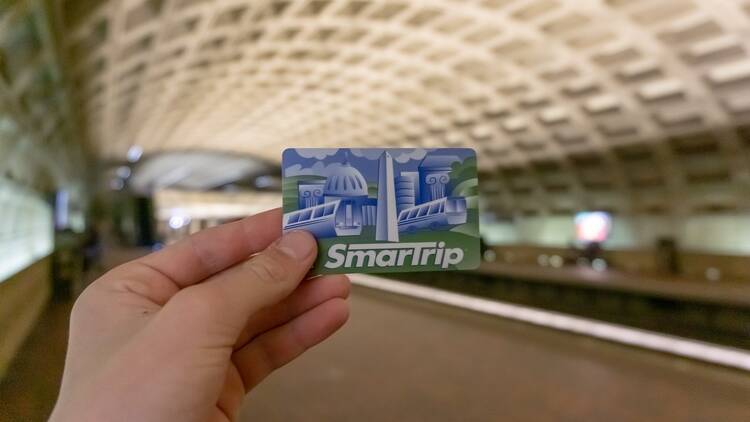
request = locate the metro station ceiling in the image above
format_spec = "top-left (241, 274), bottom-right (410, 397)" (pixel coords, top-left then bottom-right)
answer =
top-left (0, 0), bottom-right (86, 190)
top-left (56, 0), bottom-right (750, 214)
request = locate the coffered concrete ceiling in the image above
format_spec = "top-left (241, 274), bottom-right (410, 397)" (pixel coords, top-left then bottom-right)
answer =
top-left (53, 0), bottom-right (750, 214)
top-left (0, 0), bottom-right (85, 190)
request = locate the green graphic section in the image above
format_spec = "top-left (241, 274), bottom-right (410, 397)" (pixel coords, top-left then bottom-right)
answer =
top-left (450, 156), bottom-right (479, 210)
top-left (309, 208), bottom-right (480, 275)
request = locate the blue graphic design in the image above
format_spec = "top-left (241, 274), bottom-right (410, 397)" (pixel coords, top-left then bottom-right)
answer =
top-left (282, 148), bottom-right (474, 241)
top-left (297, 181), bottom-right (325, 209)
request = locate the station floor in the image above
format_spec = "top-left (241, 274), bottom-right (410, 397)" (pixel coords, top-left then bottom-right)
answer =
top-left (2, 258), bottom-right (750, 421)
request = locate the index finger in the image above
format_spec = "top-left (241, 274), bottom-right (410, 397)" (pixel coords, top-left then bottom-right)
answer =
top-left (135, 207), bottom-right (283, 288)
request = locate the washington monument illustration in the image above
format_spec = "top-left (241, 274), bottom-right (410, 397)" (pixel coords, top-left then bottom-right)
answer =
top-left (375, 151), bottom-right (399, 242)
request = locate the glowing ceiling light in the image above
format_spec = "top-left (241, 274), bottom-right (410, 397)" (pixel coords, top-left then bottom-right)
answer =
top-left (254, 175), bottom-right (274, 188)
top-left (109, 178), bottom-right (125, 191)
top-left (169, 215), bottom-right (189, 230)
top-left (127, 145), bottom-right (143, 163)
top-left (115, 166), bottom-right (132, 179)
top-left (592, 258), bottom-right (608, 272)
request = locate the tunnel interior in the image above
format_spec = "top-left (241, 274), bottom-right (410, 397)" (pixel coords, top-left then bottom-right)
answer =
top-left (1, 1), bottom-right (750, 421)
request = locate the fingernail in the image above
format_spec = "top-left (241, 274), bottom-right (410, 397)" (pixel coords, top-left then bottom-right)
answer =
top-left (277, 231), bottom-right (316, 259)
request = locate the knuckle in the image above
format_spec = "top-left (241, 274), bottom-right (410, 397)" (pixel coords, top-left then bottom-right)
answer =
top-left (186, 236), bottom-right (224, 274)
top-left (246, 252), bottom-right (290, 282)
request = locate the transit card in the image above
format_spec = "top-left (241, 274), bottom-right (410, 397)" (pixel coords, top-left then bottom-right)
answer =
top-left (282, 148), bottom-right (480, 275)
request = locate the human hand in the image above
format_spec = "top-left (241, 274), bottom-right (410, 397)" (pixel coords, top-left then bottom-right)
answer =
top-left (50, 208), bottom-right (350, 422)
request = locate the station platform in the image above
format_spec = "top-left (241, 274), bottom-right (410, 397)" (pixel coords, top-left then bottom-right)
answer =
top-left (476, 262), bottom-right (750, 307)
top-left (1, 256), bottom-right (749, 421)
top-left (387, 263), bottom-right (750, 350)
top-left (241, 284), bottom-right (750, 421)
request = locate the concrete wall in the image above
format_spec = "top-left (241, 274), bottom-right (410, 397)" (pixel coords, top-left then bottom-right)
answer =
top-left (482, 214), bottom-right (750, 255)
top-left (0, 257), bottom-right (52, 380)
top-left (489, 244), bottom-right (750, 283)
top-left (481, 213), bottom-right (750, 282)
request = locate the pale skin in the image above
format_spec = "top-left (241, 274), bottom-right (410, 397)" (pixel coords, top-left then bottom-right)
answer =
top-left (50, 208), bottom-right (350, 422)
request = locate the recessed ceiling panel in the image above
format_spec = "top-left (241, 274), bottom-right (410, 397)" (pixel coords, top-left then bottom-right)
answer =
top-left (57, 0), bottom-right (750, 213)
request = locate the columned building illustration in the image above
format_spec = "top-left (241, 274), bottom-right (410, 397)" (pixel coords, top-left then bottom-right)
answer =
top-left (297, 181), bottom-right (325, 209)
top-left (418, 155), bottom-right (460, 203)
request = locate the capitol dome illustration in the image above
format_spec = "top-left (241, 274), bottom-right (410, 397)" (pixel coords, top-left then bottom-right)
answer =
top-left (324, 163), bottom-right (368, 198)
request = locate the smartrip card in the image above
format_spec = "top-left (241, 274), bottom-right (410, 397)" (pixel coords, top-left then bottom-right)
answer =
top-left (282, 148), bottom-right (480, 275)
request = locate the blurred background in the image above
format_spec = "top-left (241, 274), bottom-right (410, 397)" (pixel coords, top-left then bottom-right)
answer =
top-left (1, 0), bottom-right (750, 420)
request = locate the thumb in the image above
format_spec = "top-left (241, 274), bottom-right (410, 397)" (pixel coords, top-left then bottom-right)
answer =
top-left (157, 230), bottom-right (318, 344)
